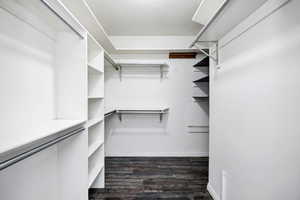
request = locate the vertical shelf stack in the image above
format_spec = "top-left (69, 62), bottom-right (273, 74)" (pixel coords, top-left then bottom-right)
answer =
top-left (192, 56), bottom-right (209, 101)
top-left (0, 0), bottom-right (88, 199)
top-left (87, 34), bottom-right (105, 189)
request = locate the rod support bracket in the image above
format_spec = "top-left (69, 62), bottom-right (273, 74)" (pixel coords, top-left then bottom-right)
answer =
top-left (195, 41), bottom-right (219, 65)
top-left (118, 65), bottom-right (122, 81)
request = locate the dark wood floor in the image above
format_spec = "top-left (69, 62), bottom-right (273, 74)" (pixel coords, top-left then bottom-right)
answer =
top-left (89, 157), bottom-right (213, 200)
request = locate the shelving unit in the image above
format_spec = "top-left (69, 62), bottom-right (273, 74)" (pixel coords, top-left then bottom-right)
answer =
top-left (116, 61), bottom-right (169, 81)
top-left (87, 34), bottom-right (105, 189)
top-left (0, 0), bottom-right (88, 199)
top-left (193, 56), bottom-right (210, 102)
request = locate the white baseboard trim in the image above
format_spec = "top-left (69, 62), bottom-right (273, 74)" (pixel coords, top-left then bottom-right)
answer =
top-left (207, 183), bottom-right (221, 200)
top-left (106, 152), bottom-right (209, 157)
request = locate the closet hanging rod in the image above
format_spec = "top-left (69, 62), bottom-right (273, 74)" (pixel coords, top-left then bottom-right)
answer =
top-left (116, 108), bottom-right (169, 122)
top-left (0, 127), bottom-right (85, 171)
top-left (40, 0), bottom-right (84, 39)
top-left (104, 52), bottom-right (119, 70)
top-left (189, 0), bottom-right (229, 48)
top-left (104, 110), bottom-right (116, 118)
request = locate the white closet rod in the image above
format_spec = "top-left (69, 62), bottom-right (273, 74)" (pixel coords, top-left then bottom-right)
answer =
top-left (104, 52), bottom-right (119, 70)
top-left (40, 0), bottom-right (84, 39)
top-left (116, 109), bottom-right (169, 122)
top-left (0, 127), bottom-right (85, 171)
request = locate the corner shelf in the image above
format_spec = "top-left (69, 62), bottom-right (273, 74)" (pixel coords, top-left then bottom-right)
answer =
top-left (194, 76), bottom-right (209, 83)
top-left (194, 56), bottom-right (209, 68)
top-left (193, 96), bottom-right (209, 102)
top-left (88, 140), bottom-right (104, 158)
top-left (88, 164), bottom-right (104, 188)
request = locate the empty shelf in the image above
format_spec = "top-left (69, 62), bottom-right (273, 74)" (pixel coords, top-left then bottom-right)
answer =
top-left (88, 64), bottom-right (103, 74)
top-left (117, 61), bottom-right (169, 67)
top-left (87, 117), bottom-right (103, 128)
top-left (88, 164), bottom-right (104, 188)
top-left (88, 96), bottom-right (104, 99)
top-left (194, 57), bottom-right (210, 67)
top-left (116, 107), bottom-right (169, 113)
top-left (194, 76), bottom-right (209, 83)
top-left (193, 96), bottom-right (209, 102)
top-left (115, 107), bottom-right (169, 122)
top-left (88, 141), bottom-right (104, 158)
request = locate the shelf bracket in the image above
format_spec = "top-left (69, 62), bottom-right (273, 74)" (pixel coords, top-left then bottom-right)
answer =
top-left (195, 41), bottom-right (219, 65)
top-left (118, 113), bottom-right (122, 122)
top-left (159, 113), bottom-right (163, 122)
top-left (160, 65), bottom-right (163, 80)
top-left (119, 65), bottom-right (122, 81)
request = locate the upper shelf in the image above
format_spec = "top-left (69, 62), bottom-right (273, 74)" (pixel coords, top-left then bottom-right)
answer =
top-left (194, 57), bottom-right (210, 68)
top-left (115, 61), bottom-right (169, 81)
top-left (116, 61), bottom-right (169, 68)
top-left (190, 0), bottom-right (268, 45)
top-left (194, 76), bottom-right (209, 83)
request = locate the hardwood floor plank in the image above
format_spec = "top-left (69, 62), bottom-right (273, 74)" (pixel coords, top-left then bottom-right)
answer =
top-left (89, 157), bottom-right (212, 200)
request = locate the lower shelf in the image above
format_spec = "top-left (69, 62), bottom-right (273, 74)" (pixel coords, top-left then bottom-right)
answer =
top-left (193, 96), bottom-right (209, 102)
top-left (88, 141), bottom-right (104, 158)
top-left (88, 164), bottom-right (104, 188)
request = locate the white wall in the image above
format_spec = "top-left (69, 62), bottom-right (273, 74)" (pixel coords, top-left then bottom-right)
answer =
top-left (104, 54), bottom-right (209, 156)
top-left (209, 0), bottom-right (300, 199)
top-left (109, 36), bottom-right (195, 50)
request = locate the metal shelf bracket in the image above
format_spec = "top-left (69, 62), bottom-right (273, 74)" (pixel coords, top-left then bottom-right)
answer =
top-left (116, 109), bottom-right (169, 123)
top-left (195, 41), bottom-right (219, 65)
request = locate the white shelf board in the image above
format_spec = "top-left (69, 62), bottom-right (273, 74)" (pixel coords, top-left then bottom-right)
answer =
top-left (87, 117), bottom-right (104, 128)
top-left (88, 164), bottom-right (104, 188)
top-left (105, 107), bottom-right (116, 115)
top-left (88, 140), bottom-right (104, 158)
top-left (0, 119), bottom-right (85, 158)
top-left (88, 96), bottom-right (104, 99)
top-left (116, 106), bottom-right (169, 111)
top-left (116, 61), bottom-right (169, 67)
top-left (88, 64), bottom-right (103, 74)
top-left (194, 0), bottom-right (268, 42)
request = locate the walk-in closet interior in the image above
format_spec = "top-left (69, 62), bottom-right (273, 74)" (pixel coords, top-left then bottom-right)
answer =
top-left (0, 0), bottom-right (299, 199)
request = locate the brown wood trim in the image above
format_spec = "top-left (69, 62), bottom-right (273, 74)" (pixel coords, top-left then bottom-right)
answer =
top-left (169, 52), bottom-right (197, 59)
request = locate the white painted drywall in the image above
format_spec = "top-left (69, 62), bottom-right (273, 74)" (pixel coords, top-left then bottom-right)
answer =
top-left (104, 54), bottom-right (209, 156)
top-left (209, 0), bottom-right (300, 199)
top-left (109, 36), bottom-right (196, 50)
